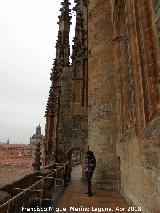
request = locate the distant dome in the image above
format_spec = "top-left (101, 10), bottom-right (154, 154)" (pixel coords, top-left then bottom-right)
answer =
top-left (32, 133), bottom-right (43, 140)
top-left (31, 124), bottom-right (43, 140)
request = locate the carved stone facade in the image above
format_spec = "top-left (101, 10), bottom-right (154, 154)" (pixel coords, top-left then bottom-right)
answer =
top-left (111, 1), bottom-right (160, 212)
top-left (45, 0), bottom-right (88, 166)
top-left (45, 0), bottom-right (160, 212)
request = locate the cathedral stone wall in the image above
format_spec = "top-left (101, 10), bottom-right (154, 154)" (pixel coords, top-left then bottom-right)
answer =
top-left (45, 0), bottom-right (160, 212)
top-left (88, 0), bottom-right (160, 212)
top-left (117, 133), bottom-right (160, 213)
top-left (112, 0), bottom-right (160, 212)
top-left (88, 0), bottom-right (118, 191)
top-left (45, 0), bottom-right (88, 165)
top-left (57, 66), bottom-right (87, 161)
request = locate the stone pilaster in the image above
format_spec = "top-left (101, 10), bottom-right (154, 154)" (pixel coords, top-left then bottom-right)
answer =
top-left (88, 0), bottom-right (118, 191)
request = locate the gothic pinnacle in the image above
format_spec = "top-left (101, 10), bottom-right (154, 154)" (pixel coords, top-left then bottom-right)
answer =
top-left (58, 0), bottom-right (71, 25)
top-left (55, 0), bottom-right (71, 67)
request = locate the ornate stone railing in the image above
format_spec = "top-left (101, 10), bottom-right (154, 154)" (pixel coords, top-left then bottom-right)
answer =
top-left (0, 161), bottom-right (70, 213)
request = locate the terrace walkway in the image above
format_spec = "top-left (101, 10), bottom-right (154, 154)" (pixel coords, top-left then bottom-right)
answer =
top-left (0, 163), bottom-right (142, 213)
top-left (56, 165), bottom-right (132, 213)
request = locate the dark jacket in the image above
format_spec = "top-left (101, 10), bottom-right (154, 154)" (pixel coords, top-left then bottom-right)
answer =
top-left (85, 157), bottom-right (96, 173)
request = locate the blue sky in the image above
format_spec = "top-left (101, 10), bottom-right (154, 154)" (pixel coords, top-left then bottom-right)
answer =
top-left (0, 0), bottom-right (75, 143)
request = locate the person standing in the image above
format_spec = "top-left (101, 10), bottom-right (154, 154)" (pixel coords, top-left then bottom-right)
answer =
top-left (84, 150), bottom-right (96, 197)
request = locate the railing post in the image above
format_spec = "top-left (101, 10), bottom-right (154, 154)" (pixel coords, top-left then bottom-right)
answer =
top-left (40, 179), bottom-right (45, 208)
top-left (63, 163), bottom-right (67, 186)
top-left (54, 170), bottom-right (57, 198)
top-left (63, 161), bottom-right (70, 185)
top-left (68, 161), bottom-right (71, 182)
top-left (7, 202), bottom-right (11, 213)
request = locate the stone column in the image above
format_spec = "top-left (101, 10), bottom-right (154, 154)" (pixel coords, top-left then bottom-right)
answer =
top-left (88, 0), bottom-right (118, 191)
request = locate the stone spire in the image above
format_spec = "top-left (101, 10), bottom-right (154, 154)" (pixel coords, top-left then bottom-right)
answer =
top-left (56, 0), bottom-right (72, 67)
top-left (71, 0), bottom-right (88, 106)
top-left (72, 0), bottom-right (88, 64)
top-left (45, 0), bottom-right (72, 116)
top-left (45, 59), bottom-right (61, 116)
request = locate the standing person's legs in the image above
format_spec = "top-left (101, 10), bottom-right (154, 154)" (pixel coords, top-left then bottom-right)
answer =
top-left (88, 173), bottom-right (93, 196)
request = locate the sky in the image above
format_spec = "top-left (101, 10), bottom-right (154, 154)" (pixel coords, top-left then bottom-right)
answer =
top-left (0, 0), bottom-right (75, 144)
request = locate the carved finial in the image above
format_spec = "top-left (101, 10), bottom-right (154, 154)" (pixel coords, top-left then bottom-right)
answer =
top-left (58, 0), bottom-right (72, 25)
top-left (32, 142), bottom-right (42, 172)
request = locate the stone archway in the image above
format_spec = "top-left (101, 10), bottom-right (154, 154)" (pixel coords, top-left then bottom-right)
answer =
top-left (66, 144), bottom-right (88, 180)
top-left (67, 146), bottom-right (82, 164)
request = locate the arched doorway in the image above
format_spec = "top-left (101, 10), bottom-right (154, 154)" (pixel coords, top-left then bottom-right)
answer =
top-left (66, 145), bottom-right (88, 180)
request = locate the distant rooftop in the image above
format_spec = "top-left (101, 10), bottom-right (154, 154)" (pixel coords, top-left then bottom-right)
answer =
top-left (0, 144), bottom-right (30, 148)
